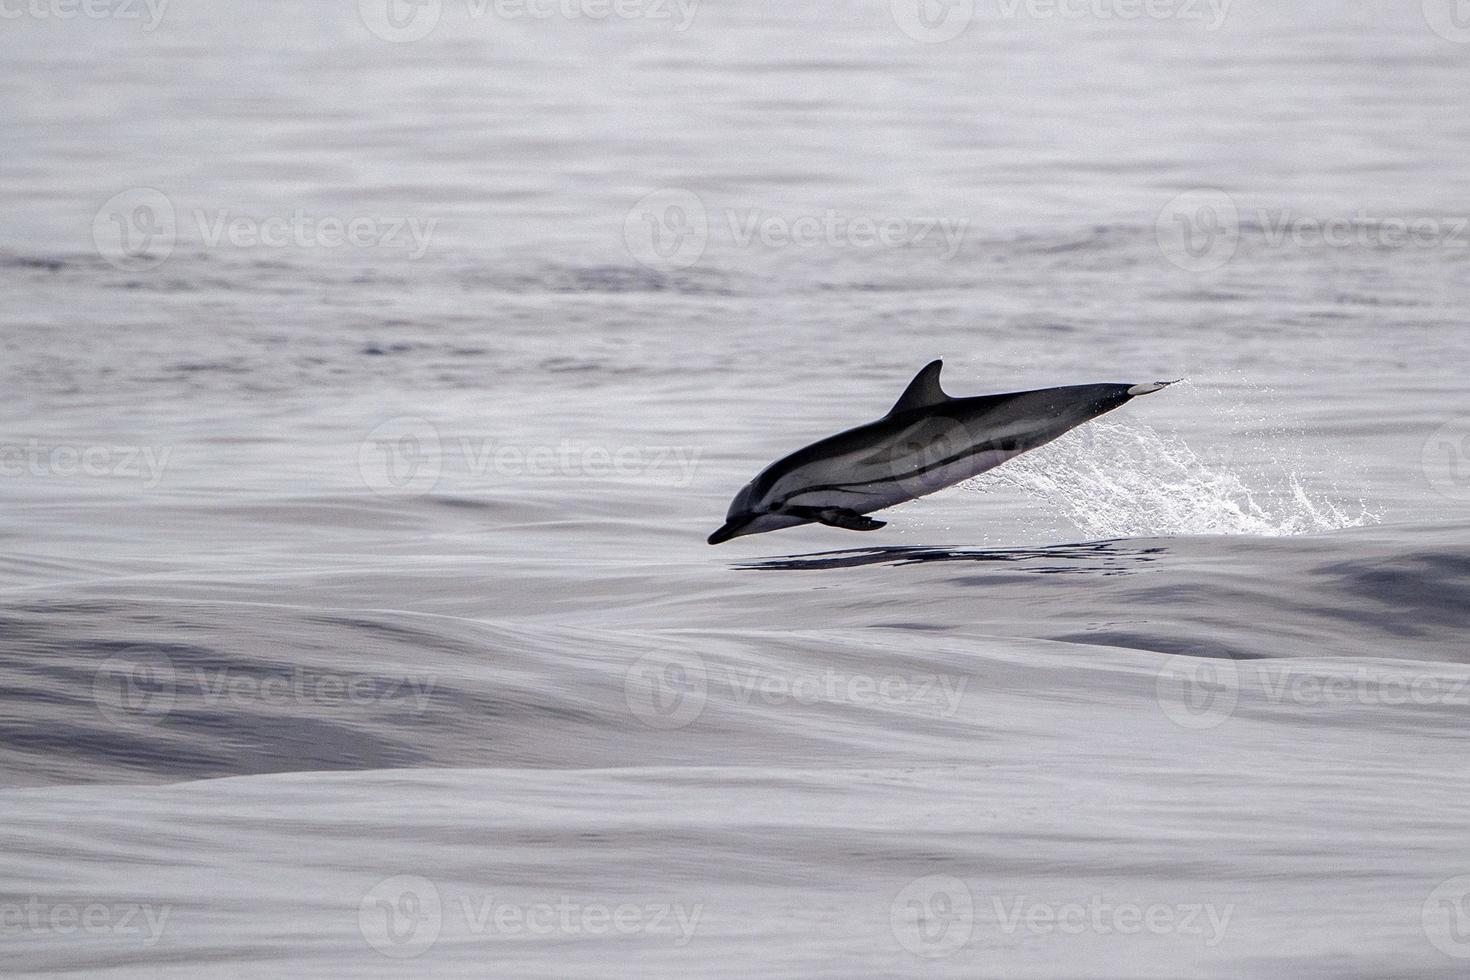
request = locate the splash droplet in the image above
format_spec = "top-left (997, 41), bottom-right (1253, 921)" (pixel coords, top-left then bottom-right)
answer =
top-left (963, 419), bottom-right (1377, 539)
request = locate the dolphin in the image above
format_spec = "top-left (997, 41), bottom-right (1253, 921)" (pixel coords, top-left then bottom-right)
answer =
top-left (707, 360), bottom-right (1177, 544)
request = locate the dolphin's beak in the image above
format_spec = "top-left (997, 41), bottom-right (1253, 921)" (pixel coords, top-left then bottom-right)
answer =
top-left (707, 517), bottom-right (751, 545)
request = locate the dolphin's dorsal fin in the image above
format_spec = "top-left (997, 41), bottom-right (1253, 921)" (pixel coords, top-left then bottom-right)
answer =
top-left (888, 359), bottom-right (949, 415)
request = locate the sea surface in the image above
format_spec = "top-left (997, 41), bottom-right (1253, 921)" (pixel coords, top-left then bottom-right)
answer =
top-left (3, 0), bottom-right (1470, 975)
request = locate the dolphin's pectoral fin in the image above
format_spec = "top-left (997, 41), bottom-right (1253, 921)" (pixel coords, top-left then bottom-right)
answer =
top-left (819, 509), bottom-right (886, 531)
top-left (783, 506), bottom-right (887, 532)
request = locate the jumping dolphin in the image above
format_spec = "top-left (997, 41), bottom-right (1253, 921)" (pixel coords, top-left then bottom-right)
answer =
top-left (707, 360), bottom-right (1177, 544)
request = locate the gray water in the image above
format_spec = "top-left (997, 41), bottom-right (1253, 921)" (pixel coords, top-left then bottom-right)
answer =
top-left (4, 0), bottom-right (1470, 975)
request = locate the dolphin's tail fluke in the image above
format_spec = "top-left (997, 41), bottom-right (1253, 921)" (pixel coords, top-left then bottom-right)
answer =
top-left (1126, 379), bottom-right (1183, 396)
